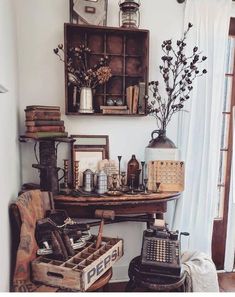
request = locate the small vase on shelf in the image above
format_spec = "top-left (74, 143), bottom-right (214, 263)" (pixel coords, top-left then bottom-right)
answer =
top-left (79, 87), bottom-right (94, 114)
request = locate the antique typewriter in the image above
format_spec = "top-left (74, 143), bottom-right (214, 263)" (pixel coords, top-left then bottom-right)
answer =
top-left (140, 219), bottom-right (182, 278)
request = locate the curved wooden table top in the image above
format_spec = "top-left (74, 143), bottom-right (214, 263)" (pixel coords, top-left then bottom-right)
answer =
top-left (54, 191), bottom-right (181, 207)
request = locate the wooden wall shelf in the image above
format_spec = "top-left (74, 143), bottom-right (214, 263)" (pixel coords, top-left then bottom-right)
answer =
top-left (64, 23), bottom-right (149, 116)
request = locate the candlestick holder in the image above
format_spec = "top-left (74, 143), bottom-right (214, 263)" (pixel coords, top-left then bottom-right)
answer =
top-left (156, 182), bottom-right (161, 193)
top-left (59, 159), bottom-right (71, 195)
top-left (107, 173), bottom-right (122, 196)
top-left (136, 168), bottom-right (142, 191)
top-left (63, 159), bottom-right (69, 189)
top-left (120, 171), bottom-right (129, 192)
top-left (73, 160), bottom-right (80, 190)
top-left (112, 173), bottom-right (118, 191)
top-left (143, 178), bottom-right (148, 194)
top-left (117, 155), bottom-right (122, 177)
top-left (140, 161), bottom-right (145, 190)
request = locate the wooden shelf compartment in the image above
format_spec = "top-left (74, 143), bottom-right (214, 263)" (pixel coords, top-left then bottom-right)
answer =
top-left (64, 23), bottom-right (149, 116)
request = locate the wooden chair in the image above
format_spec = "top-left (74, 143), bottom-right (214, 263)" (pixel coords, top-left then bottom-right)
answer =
top-left (9, 190), bottom-right (112, 292)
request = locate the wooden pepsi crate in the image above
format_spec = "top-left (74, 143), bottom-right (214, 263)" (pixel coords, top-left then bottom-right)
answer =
top-left (31, 236), bottom-right (123, 291)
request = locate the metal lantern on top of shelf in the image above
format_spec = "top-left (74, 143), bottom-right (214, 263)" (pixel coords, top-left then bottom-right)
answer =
top-left (119, 0), bottom-right (140, 28)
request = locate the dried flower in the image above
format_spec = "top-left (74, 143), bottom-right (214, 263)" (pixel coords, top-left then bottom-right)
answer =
top-left (53, 43), bottom-right (112, 90)
top-left (147, 23), bottom-right (207, 131)
top-left (95, 67), bottom-right (112, 85)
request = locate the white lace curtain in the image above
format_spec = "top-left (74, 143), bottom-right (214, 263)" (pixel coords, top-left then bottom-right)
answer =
top-left (172, 0), bottom-right (231, 256)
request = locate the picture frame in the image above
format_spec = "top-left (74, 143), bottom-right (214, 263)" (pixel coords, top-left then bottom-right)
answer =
top-left (72, 146), bottom-right (106, 186)
top-left (69, 0), bottom-right (108, 26)
top-left (71, 134), bottom-right (109, 159)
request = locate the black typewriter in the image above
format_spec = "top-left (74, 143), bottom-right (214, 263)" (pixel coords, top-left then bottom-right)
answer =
top-left (140, 220), bottom-right (181, 278)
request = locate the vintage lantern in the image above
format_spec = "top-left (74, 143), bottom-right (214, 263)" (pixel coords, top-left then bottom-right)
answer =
top-left (119, 0), bottom-right (140, 28)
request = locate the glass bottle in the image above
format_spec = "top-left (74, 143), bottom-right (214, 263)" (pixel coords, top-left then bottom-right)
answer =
top-left (127, 154), bottom-right (140, 188)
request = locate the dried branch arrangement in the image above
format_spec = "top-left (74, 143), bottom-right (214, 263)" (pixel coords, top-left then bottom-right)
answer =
top-left (148, 23), bottom-right (207, 131)
top-left (54, 44), bottom-right (112, 90)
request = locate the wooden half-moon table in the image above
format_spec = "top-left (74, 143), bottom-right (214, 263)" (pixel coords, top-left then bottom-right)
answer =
top-left (53, 192), bottom-right (181, 224)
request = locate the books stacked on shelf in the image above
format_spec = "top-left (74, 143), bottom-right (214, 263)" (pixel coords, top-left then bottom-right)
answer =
top-left (126, 85), bottom-right (140, 114)
top-left (24, 105), bottom-right (68, 139)
top-left (100, 105), bottom-right (130, 115)
top-left (125, 82), bottom-right (146, 115)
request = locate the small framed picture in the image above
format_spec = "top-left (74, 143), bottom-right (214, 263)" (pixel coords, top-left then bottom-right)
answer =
top-left (71, 134), bottom-right (109, 158)
top-left (72, 146), bottom-right (105, 185)
top-left (70, 0), bottom-right (108, 26)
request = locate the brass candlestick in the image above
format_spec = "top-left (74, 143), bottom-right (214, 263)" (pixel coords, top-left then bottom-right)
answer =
top-left (63, 159), bottom-right (69, 189)
top-left (73, 160), bottom-right (79, 190)
top-left (112, 173), bottom-right (118, 191)
top-left (121, 171), bottom-right (126, 191)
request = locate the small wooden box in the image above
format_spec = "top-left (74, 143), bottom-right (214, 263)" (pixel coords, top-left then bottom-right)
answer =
top-left (147, 160), bottom-right (185, 192)
top-left (31, 236), bottom-right (123, 291)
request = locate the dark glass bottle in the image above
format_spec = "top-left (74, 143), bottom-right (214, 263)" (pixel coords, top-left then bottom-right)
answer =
top-left (127, 154), bottom-right (140, 188)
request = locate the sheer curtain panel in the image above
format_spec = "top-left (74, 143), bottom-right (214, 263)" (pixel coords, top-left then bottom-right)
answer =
top-left (173, 0), bottom-right (231, 256)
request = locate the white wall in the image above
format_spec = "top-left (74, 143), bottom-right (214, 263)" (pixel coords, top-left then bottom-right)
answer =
top-left (14, 0), bottom-right (185, 282)
top-left (231, 2), bottom-right (235, 16)
top-left (0, 0), bottom-right (20, 292)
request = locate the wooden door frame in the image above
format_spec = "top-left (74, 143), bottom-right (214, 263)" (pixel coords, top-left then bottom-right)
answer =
top-left (212, 18), bottom-right (235, 269)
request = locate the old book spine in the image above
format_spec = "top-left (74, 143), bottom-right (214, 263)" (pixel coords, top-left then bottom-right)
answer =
top-left (25, 120), bottom-right (64, 127)
top-left (25, 111), bottom-right (61, 121)
top-left (132, 85), bottom-right (139, 114)
top-left (25, 105), bottom-right (60, 111)
top-left (26, 126), bottom-right (65, 133)
top-left (25, 131), bottom-right (68, 139)
top-left (126, 86), bottom-right (134, 114)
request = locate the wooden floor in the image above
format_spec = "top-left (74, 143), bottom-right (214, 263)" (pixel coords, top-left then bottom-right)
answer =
top-left (218, 272), bottom-right (235, 292)
top-left (108, 273), bottom-right (235, 292)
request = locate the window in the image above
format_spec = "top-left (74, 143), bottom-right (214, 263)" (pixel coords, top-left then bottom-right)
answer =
top-left (212, 17), bottom-right (235, 269)
top-left (216, 36), bottom-right (235, 218)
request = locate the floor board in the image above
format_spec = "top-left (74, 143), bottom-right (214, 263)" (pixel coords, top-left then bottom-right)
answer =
top-left (218, 272), bottom-right (235, 292)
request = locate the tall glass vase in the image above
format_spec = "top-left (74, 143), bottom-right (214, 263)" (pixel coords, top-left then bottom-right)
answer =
top-left (79, 87), bottom-right (94, 114)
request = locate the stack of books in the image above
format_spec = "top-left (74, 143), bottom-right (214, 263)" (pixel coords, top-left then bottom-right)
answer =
top-left (24, 105), bottom-right (68, 138)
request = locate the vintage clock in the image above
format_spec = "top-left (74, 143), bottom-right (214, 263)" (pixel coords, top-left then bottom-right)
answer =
top-left (70, 0), bottom-right (108, 26)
